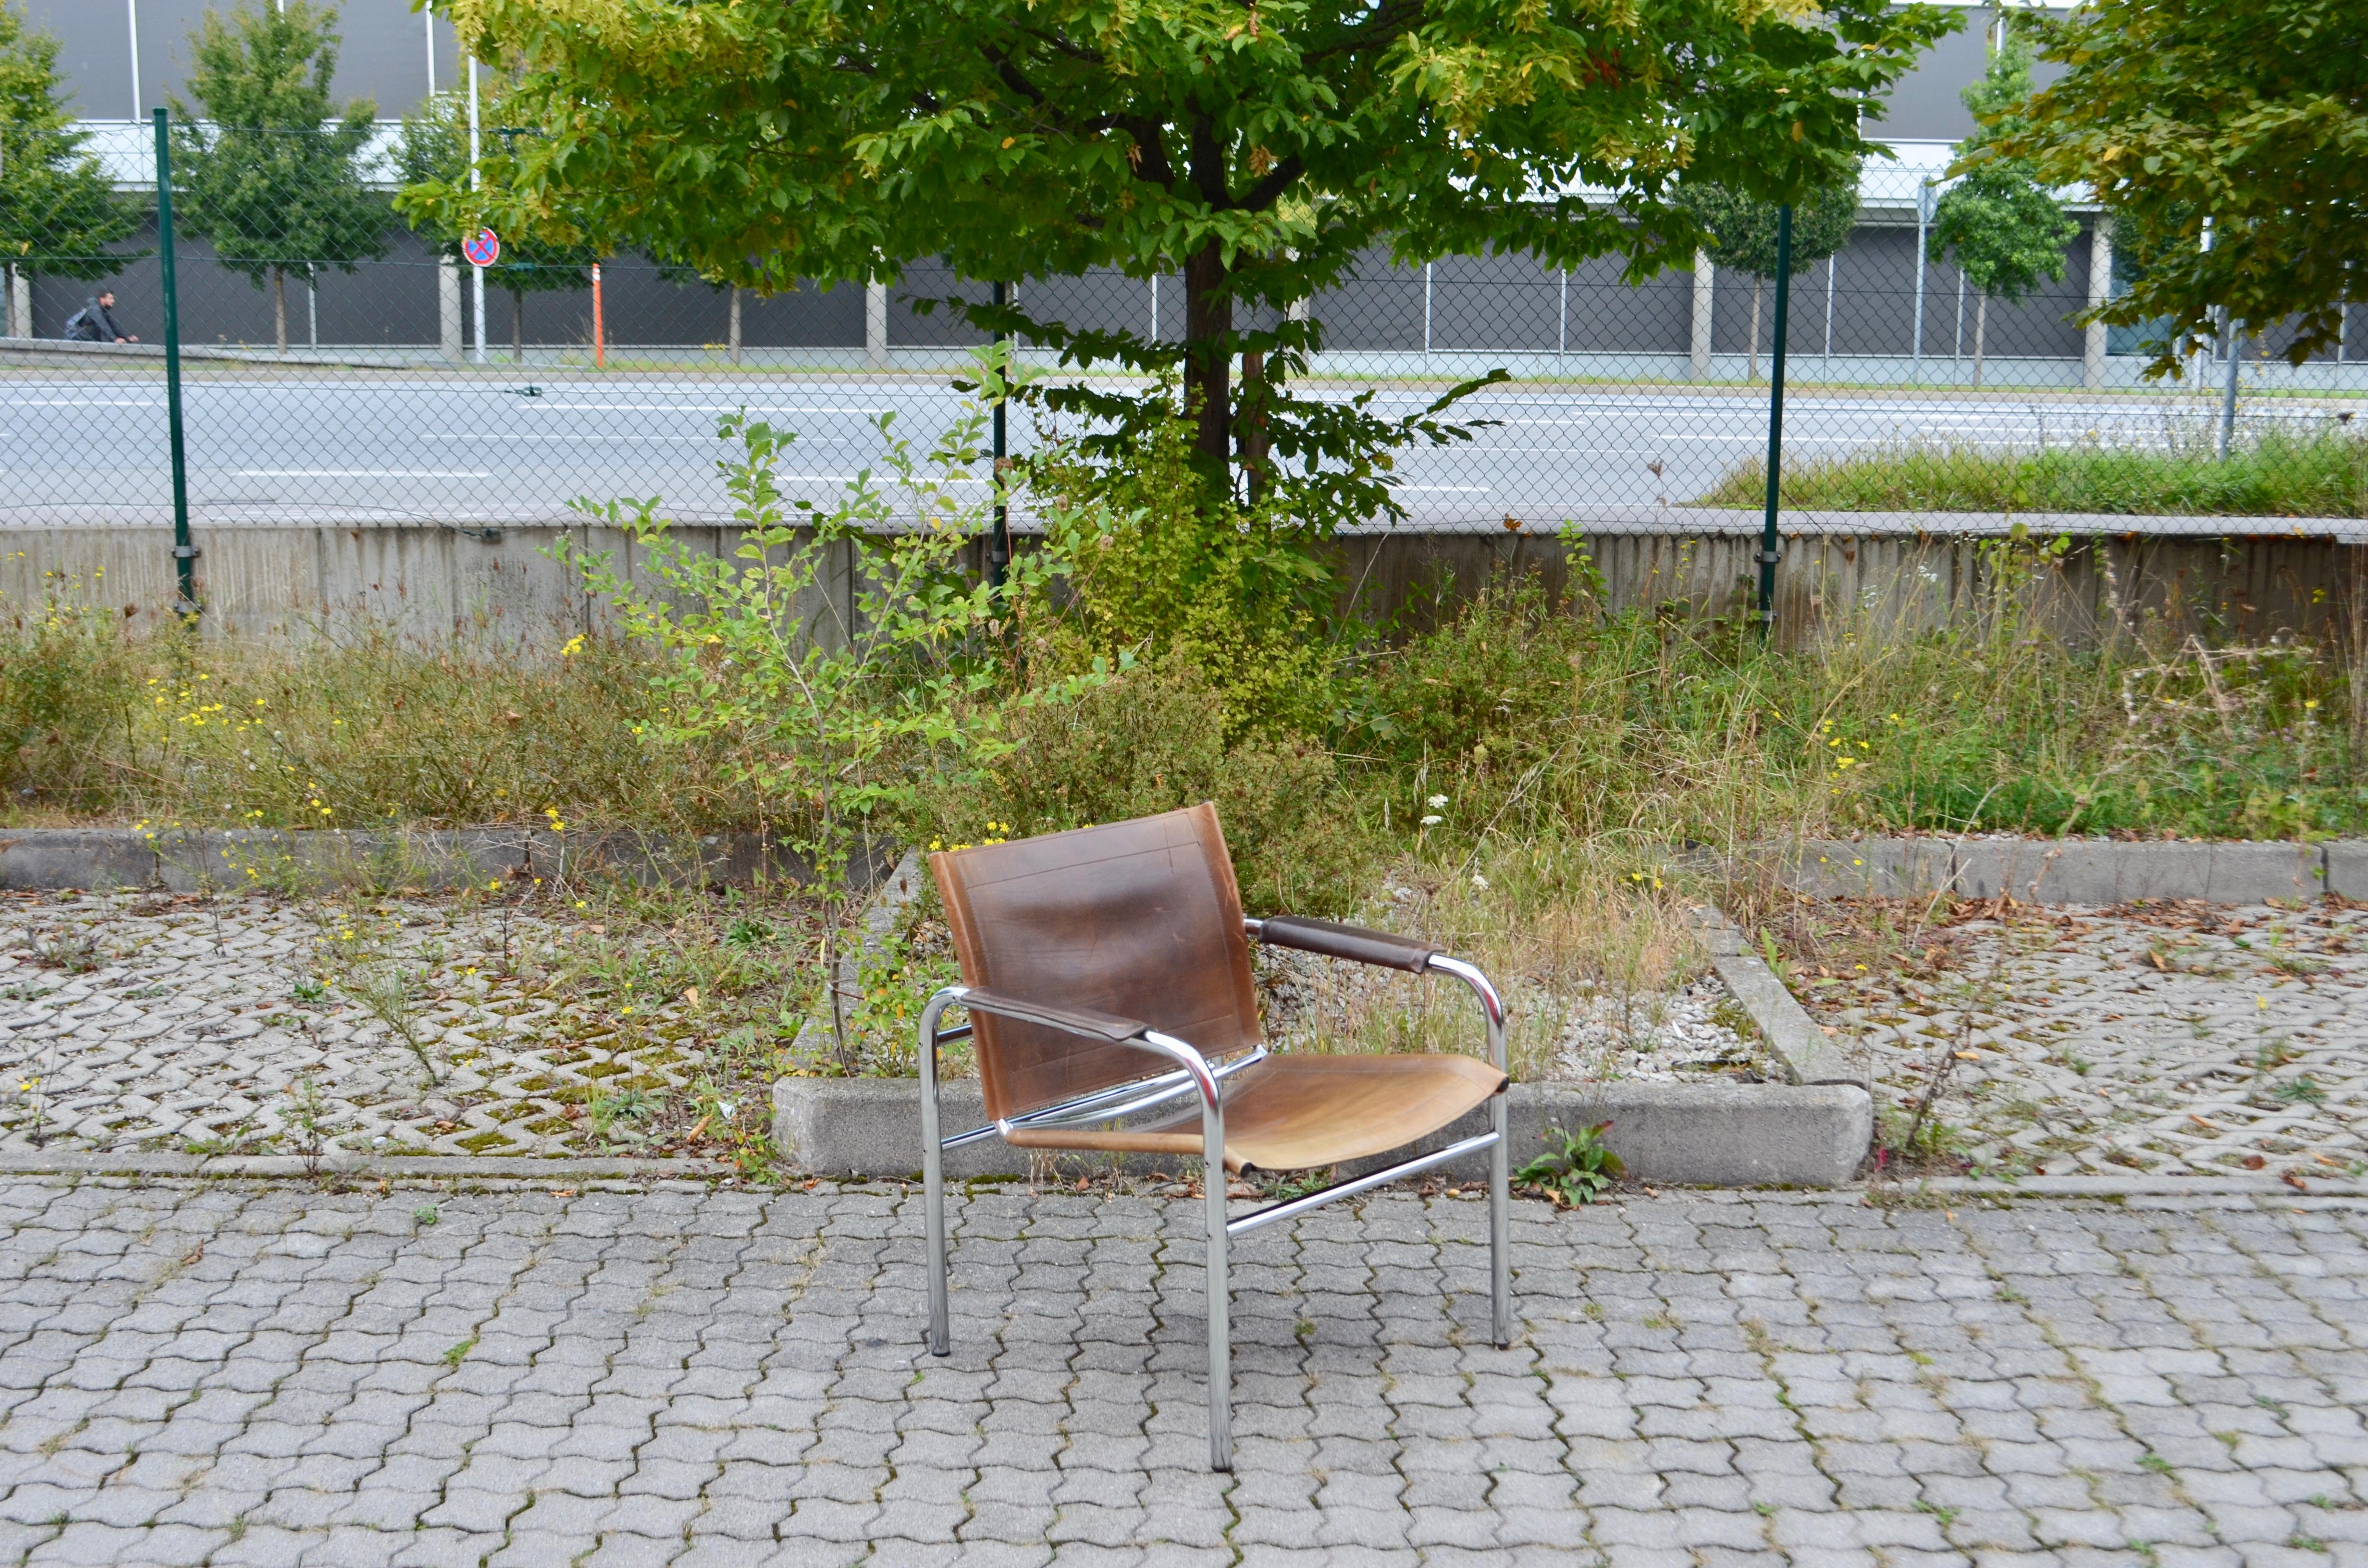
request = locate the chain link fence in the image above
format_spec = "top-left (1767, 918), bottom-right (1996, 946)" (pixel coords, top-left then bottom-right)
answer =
top-left (4, 120), bottom-right (2364, 543)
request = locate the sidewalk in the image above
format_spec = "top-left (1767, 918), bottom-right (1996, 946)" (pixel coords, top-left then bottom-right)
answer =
top-left (0, 1179), bottom-right (2359, 1566)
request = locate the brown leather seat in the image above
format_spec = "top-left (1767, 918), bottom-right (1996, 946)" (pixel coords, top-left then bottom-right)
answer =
top-left (931, 803), bottom-right (1506, 1169)
top-left (1002, 1053), bottom-right (1505, 1172)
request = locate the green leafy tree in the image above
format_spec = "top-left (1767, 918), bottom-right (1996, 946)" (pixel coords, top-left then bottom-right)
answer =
top-left (412, 0), bottom-right (1954, 515)
top-left (1931, 22), bottom-right (2077, 390)
top-left (1676, 164), bottom-right (1860, 382)
top-left (170, 0), bottom-right (387, 354)
top-left (395, 88), bottom-right (593, 363)
top-left (1988, 0), bottom-right (2363, 375)
top-left (0, 0), bottom-right (140, 332)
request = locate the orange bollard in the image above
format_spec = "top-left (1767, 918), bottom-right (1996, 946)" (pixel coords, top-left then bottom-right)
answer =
top-left (592, 262), bottom-right (605, 369)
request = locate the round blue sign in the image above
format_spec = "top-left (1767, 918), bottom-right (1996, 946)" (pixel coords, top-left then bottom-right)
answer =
top-left (462, 228), bottom-right (501, 268)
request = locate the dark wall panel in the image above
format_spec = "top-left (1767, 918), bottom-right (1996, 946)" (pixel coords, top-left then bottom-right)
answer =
top-left (1309, 249), bottom-right (1424, 351)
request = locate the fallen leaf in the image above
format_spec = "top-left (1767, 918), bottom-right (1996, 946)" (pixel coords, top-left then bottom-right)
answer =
top-left (1953, 1051), bottom-right (1981, 1062)
top-left (2189, 1114), bottom-right (2220, 1130)
top-left (2282, 1171), bottom-right (2309, 1193)
top-left (180, 1246), bottom-right (204, 1267)
top-left (549, 1188), bottom-right (578, 1198)
top-left (2242, 1153), bottom-right (2268, 1170)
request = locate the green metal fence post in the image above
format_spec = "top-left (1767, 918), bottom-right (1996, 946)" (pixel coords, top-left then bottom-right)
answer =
top-left (1756, 204), bottom-right (1793, 638)
top-left (989, 279), bottom-right (1011, 594)
top-left (153, 106), bottom-right (196, 618)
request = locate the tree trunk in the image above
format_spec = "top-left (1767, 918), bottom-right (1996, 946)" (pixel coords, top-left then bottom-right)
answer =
top-left (1748, 275), bottom-right (1763, 384)
top-left (1239, 348), bottom-right (1270, 505)
top-left (1972, 292), bottom-right (1989, 391)
top-left (728, 285), bottom-right (742, 366)
top-left (272, 268), bottom-right (288, 355)
top-left (1184, 240), bottom-right (1232, 478)
top-left (512, 288), bottom-right (525, 363)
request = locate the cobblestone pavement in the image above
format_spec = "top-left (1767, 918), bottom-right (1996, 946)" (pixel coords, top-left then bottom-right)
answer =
top-left (0, 894), bottom-right (718, 1159)
top-left (0, 890), bottom-right (1767, 1164)
top-left (0, 1178), bottom-right (2362, 1566)
top-left (1792, 904), bottom-right (2368, 1184)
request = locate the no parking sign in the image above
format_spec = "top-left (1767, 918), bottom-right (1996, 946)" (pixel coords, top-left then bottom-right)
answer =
top-left (462, 228), bottom-right (501, 268)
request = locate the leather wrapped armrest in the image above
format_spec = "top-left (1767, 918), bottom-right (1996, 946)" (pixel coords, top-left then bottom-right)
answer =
top-left (958, 987), bottom-right (1148, 1043)
top-left (1254, 915), bottom-right (1441, 974)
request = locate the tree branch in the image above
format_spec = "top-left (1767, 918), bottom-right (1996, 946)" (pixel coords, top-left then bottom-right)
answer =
top-left (1301, 0), bottom-right (1427, 63)
top-left (1235, 154), bottom-right (1306, 213)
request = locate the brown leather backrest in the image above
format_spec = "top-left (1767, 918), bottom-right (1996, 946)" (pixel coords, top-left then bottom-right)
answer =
top-left (930, 803), bottom-right (1263, 1122)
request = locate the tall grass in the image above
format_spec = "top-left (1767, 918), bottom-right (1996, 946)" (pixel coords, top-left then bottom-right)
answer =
top-left (0, 607), bottom-right (738, 830)
top-left (6, 557), bottom-right (2359, 851)
top-left (1698, 423), bottom-right (2368, 516)
top-left (1343, 576), bottom-right (2363, 850)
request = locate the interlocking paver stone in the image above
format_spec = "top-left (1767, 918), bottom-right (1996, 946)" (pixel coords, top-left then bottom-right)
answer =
top-left (1794, 902), bottom-right (2368, 1180)
top-left (0, 1178), bottom-right (2356, 1565)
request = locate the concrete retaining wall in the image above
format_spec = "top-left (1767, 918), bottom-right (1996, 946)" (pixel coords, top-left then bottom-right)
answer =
top-left (5, 518), bottom-right (2362, 653)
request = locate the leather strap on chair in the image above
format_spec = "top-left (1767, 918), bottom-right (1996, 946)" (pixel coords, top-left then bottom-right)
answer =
top-left (959, 988), bottom-right (1149, 1044)
top-left (1256, 917), bottom-right (1441, 973)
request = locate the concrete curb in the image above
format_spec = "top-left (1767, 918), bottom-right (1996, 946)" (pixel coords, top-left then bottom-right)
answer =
top-left (1696, 908), bottom-right (1868, 1089)
top-left (1778, 837), bottom-right (2364, 903)
top-left (0, 826), bottom-right (890, 894)
top-left (1900, 1175), bottom-right (2368, 1200)
top-left (772, 1076), bottom-right (1872, 1189)
top-left (0, 1152), bottom-right (730, 1181)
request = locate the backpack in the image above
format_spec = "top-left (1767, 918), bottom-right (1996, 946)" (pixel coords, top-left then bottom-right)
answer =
top-left (62, 306), bottom-right (97, 341)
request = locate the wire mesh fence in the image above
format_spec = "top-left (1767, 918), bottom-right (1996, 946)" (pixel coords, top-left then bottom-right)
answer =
top-left (4, 119), bottom-right (2364, 544)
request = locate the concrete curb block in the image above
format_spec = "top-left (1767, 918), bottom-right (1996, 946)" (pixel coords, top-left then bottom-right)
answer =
top-left (0, 827), bottom-right (887, 894)
top-left (0, 1152), bottom-right (729, 1181)
top-left (772, 1076), bottom-right (1872, 1188)
top-left (1907, 1175), bottom-right (2368, 1200)
top-left (1780, 837), bottom-right (2361, 904)
top-left (1696, 908), bottom-right (1868, 1089)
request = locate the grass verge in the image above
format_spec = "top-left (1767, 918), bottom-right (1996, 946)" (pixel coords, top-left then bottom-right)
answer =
top-left (1696, 424), bottom-right (2368, 515)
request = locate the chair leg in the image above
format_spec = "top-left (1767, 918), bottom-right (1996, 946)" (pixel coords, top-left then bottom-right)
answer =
top-left (918, 1006), bottom-right (951, 1358)
top-left (924, 1139), bottom-right (950, 1357)
top-left (1206, 1153), bottom-right (1232, 1471)
top-left (1489, 1089), bottom-right (1511, 1348)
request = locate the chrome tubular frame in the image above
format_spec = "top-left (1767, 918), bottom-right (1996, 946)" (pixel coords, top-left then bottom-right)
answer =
top-left (916, 942), bottom-right (1512, 1471)
top-left (1426, 955), bottom-right (1513, 1349)
top-left (916, 988), bottom-right (1235, 1469)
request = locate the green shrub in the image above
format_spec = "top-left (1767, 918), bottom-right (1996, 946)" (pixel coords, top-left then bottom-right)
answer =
top-left (1031, 416), bottom-right (1335, 739)
top-left (919, 654), bottom-right (1368, 915)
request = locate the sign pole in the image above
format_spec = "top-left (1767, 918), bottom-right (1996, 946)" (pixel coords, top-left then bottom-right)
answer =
top-left (153, 107), bottom-right (196, 618)
top-left (467, 56), bottom-right (486, 365)
top-left (1757, 204), bottom-right (1793, 639)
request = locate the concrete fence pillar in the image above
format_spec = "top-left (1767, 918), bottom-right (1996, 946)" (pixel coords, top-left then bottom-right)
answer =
top-left (2084, 216), bottom-right (2111, 391)
top-left (1690, 251), bottom-right (1714, 380)
top-left (5, 266), bottom-right (28, 338)
top-left (437, 260), bottom-right (463, 364)
top-left (866, 282), bottom-right (888, 369)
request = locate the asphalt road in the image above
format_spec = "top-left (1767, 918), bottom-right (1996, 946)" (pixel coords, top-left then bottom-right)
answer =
top-left (0, 372), bottom-right (2315, 529)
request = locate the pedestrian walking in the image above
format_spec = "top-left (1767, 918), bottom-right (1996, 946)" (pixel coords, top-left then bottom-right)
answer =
top-left (62, 291), bottom-right (137, 343)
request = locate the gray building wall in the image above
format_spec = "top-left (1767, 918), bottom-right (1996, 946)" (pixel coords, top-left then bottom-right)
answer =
top-left (34, 0), bottom-right (2023, 143)
top-left (25, 0), bottom-right (462, 121)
